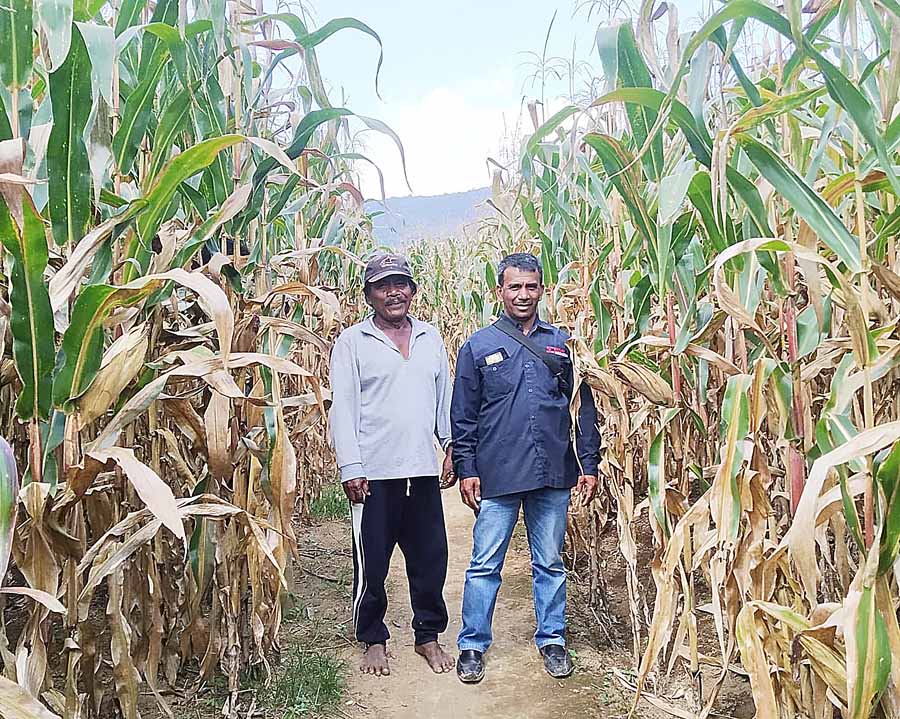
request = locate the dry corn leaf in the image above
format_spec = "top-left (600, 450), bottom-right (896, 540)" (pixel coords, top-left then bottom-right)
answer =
top-left (0, 674), bottom-right (61, 719)
top-left (76, 324), bottom-right (149, 427)
top-left (86, 448), bottom-right (184, 543)
top-left (204, 390), bottom-right (232, 481)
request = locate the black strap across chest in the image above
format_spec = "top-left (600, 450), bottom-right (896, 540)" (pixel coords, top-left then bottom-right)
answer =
top-left (492, 316), bottom-right (571, 396)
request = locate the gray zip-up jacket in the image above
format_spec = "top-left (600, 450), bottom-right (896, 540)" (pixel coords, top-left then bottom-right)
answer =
top-left (328, 316), bottom-right (452, 482)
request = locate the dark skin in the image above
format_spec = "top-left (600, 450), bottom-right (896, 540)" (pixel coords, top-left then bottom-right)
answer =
top-left (459, 266), bottom-right (598, 515)
top-left (344, 273), bottom-right (455, 675)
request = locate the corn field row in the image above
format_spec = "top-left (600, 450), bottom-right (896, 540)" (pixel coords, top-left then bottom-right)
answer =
top-left (414, 0), bottom-right (900, 716)
top-left (0, 0), bottom-right (381, 716)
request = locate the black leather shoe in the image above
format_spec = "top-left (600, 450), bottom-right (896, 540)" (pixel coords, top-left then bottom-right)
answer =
top-left (540, 644), bottom-right (574, 678)
top-left (456, 649), bottom-right (485, 683)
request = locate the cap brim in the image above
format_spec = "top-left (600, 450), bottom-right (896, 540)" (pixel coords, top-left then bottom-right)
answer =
top-left (365, 270), bottom-right (414, 285)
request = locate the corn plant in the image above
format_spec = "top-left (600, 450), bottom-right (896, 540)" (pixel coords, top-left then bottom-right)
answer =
top-left (427, 1), bottom-right (900, 716)
top-left (0, 1), bottom-right (392, 716)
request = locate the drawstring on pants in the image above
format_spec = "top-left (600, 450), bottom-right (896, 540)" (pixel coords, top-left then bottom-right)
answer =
top-left (406, 478), bottom-right (411, 497)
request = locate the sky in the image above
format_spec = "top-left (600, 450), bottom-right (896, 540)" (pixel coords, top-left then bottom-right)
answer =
top-left (312, 0), bottom-right (707, 199)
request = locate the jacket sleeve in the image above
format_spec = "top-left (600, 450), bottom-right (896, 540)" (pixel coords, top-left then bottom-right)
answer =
top-left (450, 342), bottom-right (481, 479)
top-left (328, 332), bottom-right (365, 482)
top-left (575, 380), bottom-right (600, 476)
top-left (434, 337), bottom-right (453, 450)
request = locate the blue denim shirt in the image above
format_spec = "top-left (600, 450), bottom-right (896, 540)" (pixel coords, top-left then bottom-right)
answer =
top-left (450, 316), bottom-right (600, 499)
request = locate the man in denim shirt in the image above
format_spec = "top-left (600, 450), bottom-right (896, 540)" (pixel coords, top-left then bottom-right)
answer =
top-left (450, 252), bottom-right (600, 683)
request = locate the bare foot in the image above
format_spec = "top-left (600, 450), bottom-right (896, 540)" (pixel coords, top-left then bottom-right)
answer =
top-left (415, 641), bottom-right (455, 674)
top-left (360, 643), bottom-right (390, 676)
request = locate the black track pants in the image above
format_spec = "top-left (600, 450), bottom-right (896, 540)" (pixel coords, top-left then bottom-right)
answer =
top-left (349, 476), bottom-right (449, 646)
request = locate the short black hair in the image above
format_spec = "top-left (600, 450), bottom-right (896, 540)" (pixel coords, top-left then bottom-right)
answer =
top-left (497, 253), bottom-right (543, 286)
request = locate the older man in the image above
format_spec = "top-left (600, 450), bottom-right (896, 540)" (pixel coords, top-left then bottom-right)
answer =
top-left (329, 253), bottom-right (455, 676)
top-left (451, 252), bottom-right (600, 683)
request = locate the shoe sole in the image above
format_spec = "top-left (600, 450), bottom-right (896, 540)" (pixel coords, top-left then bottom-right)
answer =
top-left (546, 666), bottom-right (574, 679)
top-left (457, 668), bottom-right (485, 684)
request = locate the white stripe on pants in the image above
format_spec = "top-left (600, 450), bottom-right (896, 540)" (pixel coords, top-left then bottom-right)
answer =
top-left (350, 502), bottom-right (366, 634)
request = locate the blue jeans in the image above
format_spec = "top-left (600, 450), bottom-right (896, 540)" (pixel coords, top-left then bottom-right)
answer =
top-left (458, 487), bottom-right (570, 653)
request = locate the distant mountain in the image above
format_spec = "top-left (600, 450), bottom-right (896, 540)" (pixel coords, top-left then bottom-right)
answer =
top-left (366, 186), bottom-right (492, 246)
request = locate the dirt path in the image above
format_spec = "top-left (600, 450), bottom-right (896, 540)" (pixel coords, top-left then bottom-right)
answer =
top-left (337, 491), bottom-right (611, 718)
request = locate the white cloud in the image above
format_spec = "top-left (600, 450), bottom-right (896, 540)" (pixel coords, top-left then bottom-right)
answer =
top-left (351, 72), bottom-right (525, 199)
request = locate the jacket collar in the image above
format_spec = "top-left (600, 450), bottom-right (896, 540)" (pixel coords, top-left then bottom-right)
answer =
top-left (498, 312), bottom-right (553, 335)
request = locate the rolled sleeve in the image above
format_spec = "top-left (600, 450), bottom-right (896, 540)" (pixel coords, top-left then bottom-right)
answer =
top-left (450, 342), bottom-right (481, 479)
top-left (328, 333), bottom-right (365, 482)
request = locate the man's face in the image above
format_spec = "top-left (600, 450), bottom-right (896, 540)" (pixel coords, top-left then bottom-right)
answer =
top-left (497, 267), bottom-right (543, 323)
top-left (366, 275), bottom-right (415, 323)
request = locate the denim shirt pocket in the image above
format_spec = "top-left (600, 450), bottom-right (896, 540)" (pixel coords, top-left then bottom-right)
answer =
top-left (479, 359), bottom-right (516, 400)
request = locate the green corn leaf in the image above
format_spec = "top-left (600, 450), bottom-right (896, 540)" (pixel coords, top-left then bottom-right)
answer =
top-left (648, 407), bottom-right (681, 539)
top-left (47, 23), bottom-right (92, 246)
top-left (112, 47), bottom-right (170, 176)
top-left (73, 0), bottom-right (106, 21)
top-left (147, 86), bottom-right (194, 181)
top-left (616, 22), bottom-right (663, 181)
top-left (521, 105), bottom-right (580, 179)
top-left (171, 183), bottom-right (252, 270)
top-left (521, 198), bottom-right (551, 245)
top-left (805, 44), bottom-right (900, 199)
top-left (782, 5), bottom-right (838, 81)
top-left (716, 374), bottom-right (752, 543)
top-left (298, 18), bottom-right (384, 97)
top-left (710, 26), bottom-right (762, 108)
top-left (737, 134), bottom-right (861, 272)
top-left (75, 21), bottom-right (115, 106)
top-left (876, 441), bottom-right (900, 574)
top-left (124, 134), bottom-right (244, 282)
top-left (658, 165), bottom-right (695, 227)
top-left (143, 23), bottom-right (186, 80)
top-left (246, 14), bottom-right (384, 97)
top-left (0, 93), bottom-right (12, 142)
top-left (733, 87), bottom-right (827, 133)
top-left (595, 23), bottom-right (618, 94)
top-left (584, 133), bottom-right (656, 246)
top-left (52, 282), bottom-right (161, 408)
top-left (589, 87), bottom-right (712, 167)
top-left (189, 67), bottom-right (229, 205)
top-left (0, 0), bottom-right (33, 91)
top-left (241, 108), bottom-right (354, 227)
top-left (189, 478), bottom-right (215, 599)
top-left (540, 234), bottom-right (558, 287)
top-left (688, 171), bottom-right (729, 253)
top-left (0, 437), bottom-right (18, 583)
top-left (845, 556), bottom-right (892, 719)
top-left (114, 0), bottom-right (146, 36)
top-left (0, 196), bottom-right (55, 421)
top-left (112, 0), bottom-right (177, 176)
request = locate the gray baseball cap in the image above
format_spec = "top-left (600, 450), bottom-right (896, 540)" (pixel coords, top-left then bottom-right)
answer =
top-left (364, 253), bottom-right (414, 285)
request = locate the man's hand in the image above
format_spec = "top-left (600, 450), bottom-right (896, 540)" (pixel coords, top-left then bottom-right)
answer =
top-left (459, 477), bottom-right (481, 515)
top-left (439, 446), bottom-right (456, 489)
top-left (574, 475), bottom-right (598, 508)
top-left (342, 478), bottom-right (371, 504)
